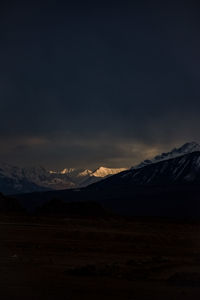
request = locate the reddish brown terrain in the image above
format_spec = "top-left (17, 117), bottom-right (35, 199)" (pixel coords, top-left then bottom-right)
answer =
top-left (1, 214), bottom-right (200, 299)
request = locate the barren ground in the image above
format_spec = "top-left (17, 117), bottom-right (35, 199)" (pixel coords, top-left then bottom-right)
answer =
top-left (1, 214), bottom-right (200, 299)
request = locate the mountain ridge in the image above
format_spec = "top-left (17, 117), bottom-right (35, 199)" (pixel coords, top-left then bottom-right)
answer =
top-left (132, 142), bottom-right (200, 169)
top-left (12, 141), bottom-right (200, 217)
top-left (1, 141), bottom-right (200, 196)
top-left (0, 163), bottom-right (127, 195)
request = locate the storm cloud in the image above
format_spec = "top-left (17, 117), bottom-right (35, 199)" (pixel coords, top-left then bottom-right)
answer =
top-left (1, 1), bottom-right (200, 169)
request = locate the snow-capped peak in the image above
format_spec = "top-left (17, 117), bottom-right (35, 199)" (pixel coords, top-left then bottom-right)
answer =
top-left (91, 167), bottom-right (127, 178)
top-left (78, 169), bottom-right (93, 177)
top-left (60, 168), bottom-right (76, 174)
top-left (48, 167), bottom-right (126, 179)
top-left (176, 142), bottom-right (200, 153)
top-left (132, 142), bottom-right (200, 170)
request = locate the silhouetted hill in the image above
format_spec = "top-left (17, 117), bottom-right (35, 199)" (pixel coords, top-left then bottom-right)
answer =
top-left (36, 199), bottom-right (109, 217)
top-left (0, 192), bottom-right (24, 213)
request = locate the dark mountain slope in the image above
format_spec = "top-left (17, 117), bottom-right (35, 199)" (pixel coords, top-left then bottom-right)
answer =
top-left (0, 174), bottom-right (50, 195)
top-left (0, 193), bottom-right (24, 213)
top-left (14, 150), bottom-right (200, 217)
top-left (86, 151), bottom-right (200, 191)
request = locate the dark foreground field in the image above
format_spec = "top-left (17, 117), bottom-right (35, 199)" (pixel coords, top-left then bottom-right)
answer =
top-left (1, 214), bottom-right (200, 299)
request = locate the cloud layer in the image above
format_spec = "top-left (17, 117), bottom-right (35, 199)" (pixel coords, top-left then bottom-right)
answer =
top-left (0, 1), bottom-right (200, 168)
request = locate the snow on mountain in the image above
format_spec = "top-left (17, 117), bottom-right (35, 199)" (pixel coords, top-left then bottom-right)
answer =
top-left (91, 167), bottom-right (127, 177)
top-left (60, 168), bottom-right (76, 175)
top-left (78, 169), bottom-right (93, 177)
top-left (1, 141), bottom-right (199, 195)
top-left (49, 167), bottom-right (125, 178)
top-left (87, 144), bottom-right (200, 192)
top-left (50, 168), bottom-right (92, 178)
top-left (0, 164), bottom-right (75, 193)
top-left (76, 167), bottom-right (127, 187)
top-left (132, 142), bottom-right (200, 170)
top-left (122, 142), bottom-right (200, 185)
top-left (0, 163), bottom-right (127, 194)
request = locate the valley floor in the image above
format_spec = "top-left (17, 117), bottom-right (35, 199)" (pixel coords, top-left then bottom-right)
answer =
top-left (1, 214), bottom-right (200, 299)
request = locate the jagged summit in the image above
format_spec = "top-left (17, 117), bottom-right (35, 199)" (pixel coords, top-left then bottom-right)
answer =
top-left (0, 164), bottom-right (127, 194)
top-left (166, 142), bottom-right (200, 156)
top-left (132, 142), bottom-right (200, 169)
top-left (1, 142), bottom-right (200, 195)
top-left (78, 169), bottom-right (93, 177)
top-left (50, 166), bottom-right (127, 178)
top-left (60, 168), bottom-right (76, 174)
top-left (92, 167), bottom-right (127, 178)
top-left (86, 142), bottom-right (200, 194)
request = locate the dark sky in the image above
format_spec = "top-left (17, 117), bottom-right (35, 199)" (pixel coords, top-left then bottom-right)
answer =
top-left (1, 0), bottom-right (200, 169)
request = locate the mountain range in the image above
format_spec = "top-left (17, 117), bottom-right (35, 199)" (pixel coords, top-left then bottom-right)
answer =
top-left (14, 142), bottom-right (200, 217)
top-left (92, 141), bottom-right (200, 188)
top-left (0, 163), bottom-right (126, 195)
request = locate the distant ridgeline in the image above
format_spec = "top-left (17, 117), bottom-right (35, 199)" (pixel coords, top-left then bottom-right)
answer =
top-left (10, 142), bottom-right (200, 218)
top-left (0, 164), bottom-right (126, 195)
